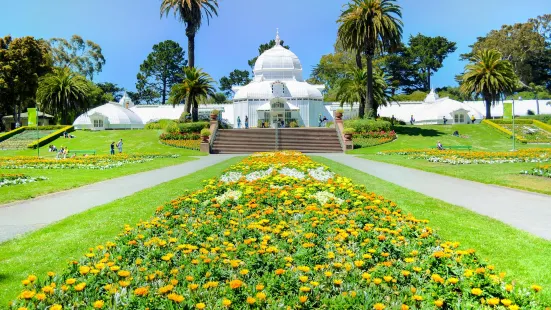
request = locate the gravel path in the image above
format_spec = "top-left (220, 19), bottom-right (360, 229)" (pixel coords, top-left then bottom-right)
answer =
top-left (319, 154), bottom-right (551, 240)
top-left (0, 155), bottom-right (236, 243)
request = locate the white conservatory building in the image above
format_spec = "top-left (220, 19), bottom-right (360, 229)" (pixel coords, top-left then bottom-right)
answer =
top-left (73, 93), bottom-right (144, 130)
top-left (231, 31), bottom-right (329, 127)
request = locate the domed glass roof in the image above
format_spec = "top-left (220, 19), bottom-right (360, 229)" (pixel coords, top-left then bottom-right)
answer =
top-left (253, 31), bottom-right (303, 81)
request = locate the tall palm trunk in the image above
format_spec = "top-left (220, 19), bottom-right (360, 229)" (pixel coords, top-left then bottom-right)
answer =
top-left (191, 94), bottom-right (198, 122)
top-left (355, 50), bottom-right (365, 119)
top-left (186, 25), bottom-right (196, 68)
top-left (184, 97), bottom-right (191, 115)
top-left (365, 53), bottom-right (375, 119)
top-left (484, 93), bottom-right (492, 119)
top-left (427, 68), bottom-right (431, 90)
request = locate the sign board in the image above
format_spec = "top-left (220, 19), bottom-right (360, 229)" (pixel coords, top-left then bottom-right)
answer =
top-left (503, 102), bottom-right (513, 120)
top-left (27, 108), bottom-right (37, 126)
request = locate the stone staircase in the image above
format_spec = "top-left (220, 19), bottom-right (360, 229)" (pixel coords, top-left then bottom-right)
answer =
top-left (211, 128), bottom-right (343, 154)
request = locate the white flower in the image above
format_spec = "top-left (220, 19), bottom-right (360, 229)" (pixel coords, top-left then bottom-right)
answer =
top-left (220, 171), bottom-right (243, 184)
top-left (278, 167), bottom-right (305, 179)
top-left (308, 167), bottom-right (335, 182)
top-left (310, 191), bottom-right (343, 206)
top-left (215, 190), bottom-right (242, 204)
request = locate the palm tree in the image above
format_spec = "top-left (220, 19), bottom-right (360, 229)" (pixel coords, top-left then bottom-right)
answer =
top-left (460, 49), bottom-right (518, 119)
top-left (160, 0), bottom-right (218, 68)
top-left (36, 67), bottom-right (91, 125)
top-left (336, 68), bottom-right (391, 114)
top-left (338, 0), bottom-right (402, 118)
top-left (169, 67), bottom-right (215, 122)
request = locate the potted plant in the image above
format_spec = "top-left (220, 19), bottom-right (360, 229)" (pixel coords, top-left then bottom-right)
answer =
top-left (200, 128), bottom-right (211, 142)
top-left (343, 127), bottom-right (355, 141)
top-left (335, 108), bottom-right (344, 120)
top-left (210, 109), bottom-right (219, 121)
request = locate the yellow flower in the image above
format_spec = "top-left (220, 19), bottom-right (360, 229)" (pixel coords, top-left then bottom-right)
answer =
top-left (373, 278), bottom-right (382, 285)
top-left (79, 266), bottom-right (90, 275)
top-left (401, 305), bottom-right (409, 310)
top-left (222, 298), bottom-right (232, 307)
top-left (401, 270), bottom-right (410, 277)
top-left (27, 275), bottom-right (37, 282)
top-left (471, 288), bottom-right (482, 296)
top-left (383, 276), bottom-right (392, 282)
top-left (434, 299), bottom-right (444, 307)
top-left (447, 277), bottom-right (459, 284)
top-left (300, 286), bottom-right (311, 292)
top-left (134, 287), bottom-right (149, 296)
top-left (229, 279), bottom-right (244, 289)
top-left (65, 278), bottom-right (76, 285)
top-left (324, 271), bottom-right (333, 277)
top-left (354, 260), bottom-right (364, 268)
top-left (246, 297), bottom-right (256, 304)
top-left (505, 284), bottom-right (513, 292)
top-left (117, 270), bottom-right (131, 277)
top-left (35, 293), bottom-right (46, 301)
top-left (531, 285), bottom-right (542, 292)
top-left (501, 299), bottom-right (512, 306)
top-left (256, 292), bottom-right (267, 300)
top-left (21, 280), bottom-right (30, 286)
top-left (373, 303), bottom-right (386, 310)
top-left (299, 276), bottom-right (308, 283)
top-left (299, 295), bottom-right (308, 303)
top-left (509, 305), bottom-right (520, 310)
top-left (47, 272), bottom-right (55, 277)
top-left (93, 300), bottom-right (105, 309)
top-left (189, 283), bottom-right (199, 290)
top-left (412, 295), bottom-right (423, 301)
top-left (487, 298), bottom-right (499, 306)
top-left (256, 284), bottom-right (265, 291)
top-left (240, 269), bottom-right (249, 275)
top-left (51, 305), bottom-right (62, 310)
top-left (333, 279), bottom-right (343, 286)
top-left (196, 303), bottom-right (206, 309)
top-left (275, 269), bottom-right (285, 275)
top-left (20, 290), bottom-right (35, 300)
top-left (74, 283), bottom-right (86, 291)
top-left (119, 281), bottom-right (130, 287)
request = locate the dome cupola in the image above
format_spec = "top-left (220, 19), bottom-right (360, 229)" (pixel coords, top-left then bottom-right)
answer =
top-left (253, 30), bottom-right (303, 82)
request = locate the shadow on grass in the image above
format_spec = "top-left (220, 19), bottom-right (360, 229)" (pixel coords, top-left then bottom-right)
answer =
top-left (395, 126), bottom-right (444, 137)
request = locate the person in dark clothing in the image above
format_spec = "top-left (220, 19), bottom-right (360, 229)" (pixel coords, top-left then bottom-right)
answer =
top-left (110, 142), bottom-right (115, 155)
top-left (443, 116), bottom-right (448, 125)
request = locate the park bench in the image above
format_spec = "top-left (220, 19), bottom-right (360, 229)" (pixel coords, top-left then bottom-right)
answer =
top-left (430, 145), bottom-right (472, 151)
top-left (68, 150), bottom-right (96, 155)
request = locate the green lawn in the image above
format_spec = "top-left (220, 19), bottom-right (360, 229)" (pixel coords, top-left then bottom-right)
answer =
top-left (312, 156), bottom-right (551, 305)
top-left (0, 156), bottom-right (243, 307)
top-left (348, 124), bottom-right (551, 195)
top-left (0, 130), bottom-right (205, 204)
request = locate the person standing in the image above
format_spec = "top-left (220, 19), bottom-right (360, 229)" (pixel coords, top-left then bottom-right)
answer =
top-left (110, 142), bottom-right (115, 155)
top-left (245, 116), bottom-right (249, 129)
top-left (410, 115), bottom-right (415, 125)
top-left (319, 114), bottom-right (323, 127)
top-left (471, 115), bottom-right (476, 124)
top-left (443, 116), bottom-right (448, 125)
top-left (391, 115), bottom-right (396, 126)
top-left (237, 116), bottom-right (242, 129)
top-left (117, 139), bottom-right (123, 153)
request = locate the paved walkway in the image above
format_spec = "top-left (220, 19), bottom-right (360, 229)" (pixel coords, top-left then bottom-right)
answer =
top-left (320, 154), bottom-right (551, 240)
top-left (0, 155), bottom-right (236, 243)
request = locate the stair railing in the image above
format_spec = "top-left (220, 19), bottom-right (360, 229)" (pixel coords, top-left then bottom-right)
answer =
top-left (275, 124), bottom-right (279, 151)
top-left (334, 124), bottom-right (346, 152)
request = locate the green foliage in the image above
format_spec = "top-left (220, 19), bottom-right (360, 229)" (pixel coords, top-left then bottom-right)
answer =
top-left (169, 67), bottom-right (216, 122)
top-left (178, 121), bottom-right (209, 133)
top-left (49, 35), bottom-right (105, 81)
top-left (219, 69), bottom-right (251, 96)
top-left (144, 119), bottom-right (178, 130)
top-left (160, 0), bottom-right (218, 68)
top-left (165, 122), bottom-right (179, 134)
top-left (336, 68), bottom-right (391, 113)
top-left (136, 40), bottom-right (187, 105)
top-left (460, 49), bottom-right (518, 118)
top-left (517, 114), bottom-right (551, 123)
top-left (96, 82), bottom-right (125, 102)
top-left (179, 111), bottom-right (190, 123)
top-left (344, 119), bottom-right (392, 133)
top-left (37, 67), bottom-right (92, 125)
top-left (211, 109), bottom-right (219, 115)
top-left (408, 34), bottom-right (457, 90)
top-left (26, 126), bottom-right (74, 149)
top-left (200, 128), bottom-right (210, 137)
top-left (343, 127), bottom-right (355, 134)
top-left (490, 119), bottom-right (533, 125)
top-left (392, 90), bottom-right (427, 101)
top-left (0, 35), bottom-right (51, 124)
top-left (0, 127), bottom-right (26, 142)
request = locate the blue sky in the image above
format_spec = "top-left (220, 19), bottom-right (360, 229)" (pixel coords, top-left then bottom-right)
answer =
top-left (2, 0), bottom-right (550, 92)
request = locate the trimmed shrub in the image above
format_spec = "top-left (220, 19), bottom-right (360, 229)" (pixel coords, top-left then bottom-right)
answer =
top-left (200, 128), bottom-right (211, 137)
top-left (489, 119), bottom-right (533, 125)
top-left (482, 120), bottom-right (527, 143)
top-left (0, 127), bottom-right (26, 142)
top-left (178, 121), bottom-right (209, 133)
top-left (145, 119), bottom-right (178, 130)
top-left (27, 125), bottom-right (74, 149)
top-left (344, 119), bottom-right (391, 133)
top-left (165, 122), bottom-right (180, 134)
top-left (159, 132), bottom-right (201, 140)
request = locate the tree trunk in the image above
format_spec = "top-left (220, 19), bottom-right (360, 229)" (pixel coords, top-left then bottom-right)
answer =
top-left (427, 67), bottom-right (431, 90)
top-left (356, 49), bottom-right (365, 118)
top-left (187, 27), bottom-right (195, 68)
top-left (162, 79), bottom-right (167, 106)
top-left (484, 94), bottom-right (492, 119)
top-left (184, 96), bottom-right (191, 115)
top-left (536, 96), bottom-right (540, 115)
top-left (192, 101), bottom-right (198, 122)
top-left (355, 50), bottom-right (363, 69)
top-left (365, 53), bottom-right (375, 119)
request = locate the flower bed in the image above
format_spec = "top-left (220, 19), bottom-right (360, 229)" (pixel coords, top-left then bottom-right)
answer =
top-left (0, 130), bottom-right (57, 150)
top-left (353, 131), bottom-right (396, 148)
top-left (9, 152), bottom-right (544, 309)
top-left (521, 164), bottom-right (551, 178)
top-left (0, 154), bottom-right (180, 170)
top-left (160, 139), bottom-right (201, 150)
top-left (0, 174), bottom-right (47, 187)
top-left (500, 124), bottom-right (551, 143)
top-left (379, 148), bottom-right (551, 165)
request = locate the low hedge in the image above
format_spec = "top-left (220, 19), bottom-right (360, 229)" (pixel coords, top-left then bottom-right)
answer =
top-left (517, 114), bottom-right (551, 124)
top-left (145, 119), bottom-right (178, 130)
top-left (534, 120), bottom-right (551, 133)
top-left (178, 122), bottom-right (209, 133)
top-left (26, 125), bottom-right (74, 149)
top-left (482, 120), bottom-right (527, 143)
top-left (0, 127), bottom-right (26, 142)
top-left (25, 125), bottom-right (67, 131)
top-left (344, 119), bottom-right (391, 133)
top-left (489, 119), bottom-right (533, 125)
top-left (159, 132), bottom-right (201, 140)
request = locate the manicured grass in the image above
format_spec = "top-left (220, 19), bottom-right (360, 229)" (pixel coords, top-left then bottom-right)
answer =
top-left (349, 124), bottom-right (551, 154)
top-left (312, 156), bottom-right (551, 305)
top-left (0, 130), bottom-right (205, 204)
top-left (0, 156), bottom-right (243, 307)
top-left (359, 155), bottom-right (551, 195)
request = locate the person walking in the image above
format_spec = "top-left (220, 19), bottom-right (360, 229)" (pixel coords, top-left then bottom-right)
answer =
top-left (471, 115), bottom-right (476, 124)
top-left (237, 116), bottom-right (242, 129)
top-left (410, 115), bottom-right (415, 125)
top-left (110, 142), bottom-right (115, 155)
top-left (245, 116), bottom-right (249, 129)
top-left (443, 116), bottom-right (448, 125)
top-left (116, 139), bottom-right (123, 153)
top-left (319, 114), bottom-right (323, 127)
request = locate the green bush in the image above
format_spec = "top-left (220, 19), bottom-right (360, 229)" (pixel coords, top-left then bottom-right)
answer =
top-left (179, 112), bottom-right (190, 123)
top-left (165, 122), bottom-right (180, 134)
top-left (178, 121), bottom-right (209, 133)
top-left (27, 126), bottom-right (74, 149)
top-left (344, 119), bottom-right (391, 133)
top-left (393, 91), bottom-right (428, 101)
top-left (200, 128), bottom-right (211, 137)
top-left (343, 127), bottom-right (355, 134)
top-left (144, 119), bottom-right (178, 130)
top-left (0, 127), bottom-right (26, 142)
top-left (517, 114), bottom-right (551, 123)
top-left (25, 125), bottom-right (67, 131)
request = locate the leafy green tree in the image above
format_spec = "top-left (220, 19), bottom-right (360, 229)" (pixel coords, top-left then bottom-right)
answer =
top-left (37, 67), bottom-right (91, 125)
top-left (219, 69), bottom-right (251, 97)
top-left (49, 35), bottom-right (105, 81)
top-left (338, 0), bottom-right (403, 118)
top-left (0, 35), bottom-right (51, 125)
top-left (160, 0), bottom-right (218, 68)
top-left (408, 34), bottom-right (457, 90)
top-left (392, 90), bottom-right (428, 102)
top-left (460, 49), bottom-right (518, 118)
top-left (528, 82), bottom-right (547, 114)
top-left (247, 39), bottom-right (290, 69)
top-left (137, 40), bottom-right (187, 105)
top-left (135, 73), bottom-right (161, 105)
top-left (96, 82), bottom-right (125, 102)
top-left (377, 43), bottom-right (421, 95)
top-left (336, 68), bottom-right (390, 113)
top-left (436, 86), bottom-right (472, 101)
top-left (169, 67), bottom-right (216, 121)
